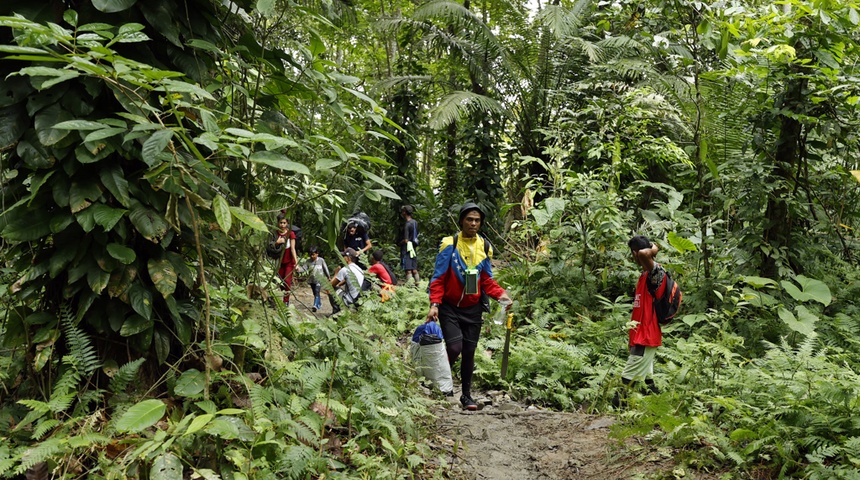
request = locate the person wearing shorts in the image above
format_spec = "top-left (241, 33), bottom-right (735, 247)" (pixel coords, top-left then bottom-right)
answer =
top-left (614, 235), bottom-right (666, 407)
top-left (425, 203), bottom-right (512, 410)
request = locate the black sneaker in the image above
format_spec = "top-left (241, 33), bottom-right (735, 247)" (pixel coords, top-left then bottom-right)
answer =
top-left (443, 390), bottom-right (454, 397)
top-left (311, 307), bottom-right (317, 312)
top-left (460, 394), bottom-right (478, 411)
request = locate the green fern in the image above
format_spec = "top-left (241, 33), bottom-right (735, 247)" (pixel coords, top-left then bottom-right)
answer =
top-left (13, 438), bottom-right (64, 476)
top-left (31, 419), bottom-right (60, 440)
top-left (108, 358), bottom-right (146, 394)
top-left (61, 310), bottom-right (100, 376)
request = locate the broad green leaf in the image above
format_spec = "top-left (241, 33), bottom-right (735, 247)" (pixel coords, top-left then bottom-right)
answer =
top-left (120, 314), bottom-right (152, 337)
top-left (780, 276), bottom-right (832, 306)
top-left (1, 210), bottom-right (52, 242)
top-left (129, 203), bottom-right (168, 243)
top-left (50, 212), bottom-right (74, 233)
top-left (115, 399), bottom-right (165, 433)
top-left (184, 414), bottom-right (215, 436)
top-left (128, 283), bottom-right (153, 320)
top-left (531, 209), bottom-right (550, 227)
top-left (52, 120), bottom-right (108, 131)
top-left (667, 232), bottom-right (697, 253)
top-left (100, 164), bottom-right (131, 207)
top-left (92, 0), bottom-right (138, 13)
top-left (213, 196), bottom-right (232, 233)
top-left (156, 80), bottom-right (215, 101)
top-left (370, 189), bottom-right (400, 200)
top-left (142, 130), bottom-right (174, 167)
top-left (229, 207), bottom-right (267, 232)
top-left (740, 275), bottom-right (778, 288)
top-left (150, 452), bottom-right (182, 480)
top-left (148, 258), bottom-right (177, 298)
top-left (165, 252), bottom-right (195, 288)
top-left (108, 265), bottom-right (138, 298)
top-left (778, 307), bottom-right (816, 337)
top-left (69, 179), bottom-right (102, 213)
top-left (248, 151), bottom-right (310, 175)
top-left (0, 104), bottom-right (28, 149)
top-left (315, 158), bottom-right (342, 170)
top-left (91, 204), bottom-right (126, 231)
top-left (166, 297), bottom-right (192, 345)
top-left (204, 416), bottom-right (254, 441)
top-left (544, 197), bottom-right (566, 218)
top-left (107, 243), bottom-right (136, 264)
top-left (153, 328), bottom-right (170, 365)
top-left (174, 369), bottom-right (206, 397)
top-left (88, 266), bottom-right (110, 294)
top-left (50, 243), bottom-right (78, 278)
top-left (84, 127), bottom-right (126, 143)
top-left (358, 168), bottom-right (393, 190)
top-left (35, 105), bottom-right (72, 146)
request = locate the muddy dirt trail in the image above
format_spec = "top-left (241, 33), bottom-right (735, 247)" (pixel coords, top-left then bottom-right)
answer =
top-left (427, 391), bottom-right (684, 480)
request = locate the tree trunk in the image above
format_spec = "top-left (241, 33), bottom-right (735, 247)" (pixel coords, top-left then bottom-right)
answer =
top-left (761, 75), bottom-right (806, 277)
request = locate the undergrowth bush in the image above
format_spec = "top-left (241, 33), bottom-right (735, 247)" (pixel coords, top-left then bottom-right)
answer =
top-left (0, 284), bottom-right (443, 479)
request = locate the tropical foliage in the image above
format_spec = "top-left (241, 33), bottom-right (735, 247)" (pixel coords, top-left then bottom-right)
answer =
top-left (2, 0), bottom-right (860, 477)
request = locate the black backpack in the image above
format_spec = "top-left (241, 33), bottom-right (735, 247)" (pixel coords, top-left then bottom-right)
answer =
top-left (648, 270), bottom-right (682, 325)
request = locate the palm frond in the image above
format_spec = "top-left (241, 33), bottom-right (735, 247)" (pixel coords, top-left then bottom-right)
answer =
top-left (428, 91), bottom-right (507, 130)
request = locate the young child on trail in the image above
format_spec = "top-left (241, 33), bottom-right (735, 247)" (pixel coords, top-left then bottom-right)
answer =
top-left (613, 235), bottom-right (665, 408)
top-left (301, 245), bottom-right (330, 312)
top-left (399, 205), bottom-right (419, 285)
top-left (426, 203), bottom-right (513, 410)
top-left (368, 249), bottom-right (396, 301)
top-left (268, 211), bottom-right (298, 306)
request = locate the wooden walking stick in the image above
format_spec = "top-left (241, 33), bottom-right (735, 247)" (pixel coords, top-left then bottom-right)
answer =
top-left (500, 312), bottom-right (514, 378)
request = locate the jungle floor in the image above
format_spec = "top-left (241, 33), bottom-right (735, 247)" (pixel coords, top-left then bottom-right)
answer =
top-left (285, 285), bottom-right (719, 480)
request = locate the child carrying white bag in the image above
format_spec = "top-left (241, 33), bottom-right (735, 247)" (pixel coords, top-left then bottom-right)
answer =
top-left (409, 322), bottom-right (453, 396)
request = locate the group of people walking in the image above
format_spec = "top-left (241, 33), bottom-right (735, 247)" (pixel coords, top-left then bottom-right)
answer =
top-left (268, 202), bottom-right (668, 412)
top-left (267, 206), bottom-right (417, 314)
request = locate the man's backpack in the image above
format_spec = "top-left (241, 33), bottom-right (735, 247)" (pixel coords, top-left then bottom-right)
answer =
top-left (345, 212), bottom-right (372, 234)
top-left (649, 270), bottom-right (682, 325)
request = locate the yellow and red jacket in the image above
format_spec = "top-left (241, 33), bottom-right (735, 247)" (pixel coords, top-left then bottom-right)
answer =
top-left (428, 234), bottom-right (505, 308)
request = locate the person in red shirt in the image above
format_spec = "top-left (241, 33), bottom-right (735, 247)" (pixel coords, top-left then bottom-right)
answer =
top-left (269, 211), bottom-right (298, 306)
top-left (613, 235), bottom-right (666, 408)
top-left (367, 250), bottom-right (396, 301)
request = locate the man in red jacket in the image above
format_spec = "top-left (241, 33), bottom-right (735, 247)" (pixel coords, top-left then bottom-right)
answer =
top-left (613, 235), bottom-right (666, 408)
top-left (426, 203), bottom-right (512, 410)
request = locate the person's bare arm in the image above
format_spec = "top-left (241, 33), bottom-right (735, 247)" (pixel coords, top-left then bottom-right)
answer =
top-left (636, 244), bottom-right (658, 271)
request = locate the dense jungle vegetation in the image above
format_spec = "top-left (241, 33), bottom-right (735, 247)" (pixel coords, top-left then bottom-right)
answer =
top-left (2, 0), bottom-right (860, 478)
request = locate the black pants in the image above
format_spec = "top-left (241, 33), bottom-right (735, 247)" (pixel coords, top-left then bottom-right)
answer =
top-left (438, 302), bottom-right (483, 397)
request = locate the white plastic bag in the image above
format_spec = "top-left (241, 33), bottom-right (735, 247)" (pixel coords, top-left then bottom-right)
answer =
top-left (410, 341), bottom-right (453, 394)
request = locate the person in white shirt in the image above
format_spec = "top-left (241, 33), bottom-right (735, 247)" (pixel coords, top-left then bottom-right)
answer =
top-left (328, 248), bottom-right (364, 314)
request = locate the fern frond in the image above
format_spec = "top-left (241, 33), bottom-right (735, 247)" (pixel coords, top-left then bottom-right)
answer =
top-left (18, 400), bottom-right (51, 414)
top-left (13, 438), bottom-right (65, 476)
top-left (31, 419), bottom-right (61, 441)
top-left (109, 358), bottom-right (146, 394)
top-left (62, 308), bottom-right (100, 376)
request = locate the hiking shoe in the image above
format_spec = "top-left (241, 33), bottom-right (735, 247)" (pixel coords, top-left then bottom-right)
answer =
top-left (443, 390), bottom-right (454, 397)
top-left (311, 307), bottom-right (317, 312)
top-left (460, 394), bottom-right (478, 411)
